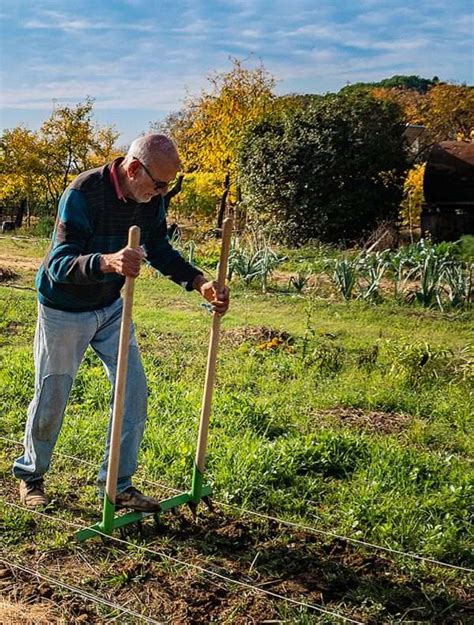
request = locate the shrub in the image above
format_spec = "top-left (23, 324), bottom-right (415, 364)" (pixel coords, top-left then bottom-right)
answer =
top-left (400, 163), bottom-right (425, 229)
top-left (31, 215), bottom-right (55, 238)
top-left (238, 91), bottom-right (408, 244)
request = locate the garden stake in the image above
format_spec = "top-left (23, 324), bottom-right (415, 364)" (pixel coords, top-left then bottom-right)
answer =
top-left (76, 218), bottom-right (233, 541)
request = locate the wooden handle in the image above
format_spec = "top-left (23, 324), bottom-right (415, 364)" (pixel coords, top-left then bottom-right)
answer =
top-left (216, 218), bottom-right (233, 287)
top-left (105, 225), bottom-right (141, 504)
top-left (195, 217), bottom-right (233, 473)
top-left (128, 224), bottom-right (141, 249)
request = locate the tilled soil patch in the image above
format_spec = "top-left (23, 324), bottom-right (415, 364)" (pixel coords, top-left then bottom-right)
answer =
top-left (2, 489), bottom-right (472, 624)
top-left (0, 266), bottom-right (18, 282)
top-left (222, 326), bottom-right (293, 347)
top-left (1, 444), bottom-right (472, 624)
top-left (317, 406), bottom-right (413, 435)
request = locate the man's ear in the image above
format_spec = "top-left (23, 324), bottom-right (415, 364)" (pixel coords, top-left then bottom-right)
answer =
top-left (127, 159), bottom-right (141, 179)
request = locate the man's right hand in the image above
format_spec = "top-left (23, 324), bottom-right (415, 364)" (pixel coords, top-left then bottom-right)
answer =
top-left (99, 246), bottom-right (146, 277)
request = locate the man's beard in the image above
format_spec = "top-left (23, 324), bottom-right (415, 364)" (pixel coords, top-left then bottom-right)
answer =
top-left (132, 190), bottom-right (155, 204)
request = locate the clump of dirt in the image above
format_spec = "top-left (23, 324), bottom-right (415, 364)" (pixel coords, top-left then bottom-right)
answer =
top-left (0, 266), bottom-right (17, 282)
top-left (223, 326), bottom-right (293, 347)
top-left (319, 407), bottom-right (412, 434)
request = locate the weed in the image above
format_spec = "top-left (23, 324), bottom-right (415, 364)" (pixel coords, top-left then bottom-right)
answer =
top-left (0, 503), bottom-right (37, 545)
top-left (309, 339), bottom-right (347, 376)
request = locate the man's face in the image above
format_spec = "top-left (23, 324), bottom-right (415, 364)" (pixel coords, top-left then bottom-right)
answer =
top-left (128, 157), bottom-right (179, 204)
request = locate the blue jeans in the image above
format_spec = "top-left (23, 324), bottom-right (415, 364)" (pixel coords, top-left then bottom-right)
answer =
top-left (13, 299), bottom-right (148, 494)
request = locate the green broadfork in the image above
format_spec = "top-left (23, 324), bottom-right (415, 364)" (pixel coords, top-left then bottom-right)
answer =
top-left (76, 217), bottom-right (233, 542)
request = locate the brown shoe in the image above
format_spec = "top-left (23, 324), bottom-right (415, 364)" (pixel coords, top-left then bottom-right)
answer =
top-left (115, 486), bottom-right (161, 512)
top-left (19, 479), bottom-right (49, 508)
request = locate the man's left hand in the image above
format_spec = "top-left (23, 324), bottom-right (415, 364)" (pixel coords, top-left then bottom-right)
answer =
top-left (193, 276), bottom-right (230, 316)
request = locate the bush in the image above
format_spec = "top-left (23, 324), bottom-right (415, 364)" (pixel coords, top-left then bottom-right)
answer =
top-left (238, 91), bottom-right (408, 244)
top-left (31, 215), bottom-right (55, 237)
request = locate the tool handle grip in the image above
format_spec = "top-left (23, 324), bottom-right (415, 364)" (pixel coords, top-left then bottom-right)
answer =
top-left (128, 224), bottom-right (141, 249)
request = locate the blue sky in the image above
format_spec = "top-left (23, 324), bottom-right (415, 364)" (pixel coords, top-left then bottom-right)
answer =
top-left (1, 0), bottom-right (473, 146)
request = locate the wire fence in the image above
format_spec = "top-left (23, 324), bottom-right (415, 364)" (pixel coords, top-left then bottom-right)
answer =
top-left (3, 500), bottom-right (364, 624)
top-left (1, 556), bottom-right (165, 624)
top-left (1, 435), bottom-right (472, 575)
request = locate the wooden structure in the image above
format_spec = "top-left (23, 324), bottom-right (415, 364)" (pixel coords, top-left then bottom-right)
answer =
top-left (422, 141), bottom-right (474, 241)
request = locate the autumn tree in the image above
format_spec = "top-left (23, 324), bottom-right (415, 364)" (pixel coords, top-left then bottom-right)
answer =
top-left (424, 83), bottom-right (474, 141)
top-left (0, 127), bottom-right (46, 220)
top-left (0, 99), bottom-right (120, 219)
top-left (160, 60), bottom-right (275, 178)
top-left (400, 163), bottom-right (426, 235)
top-left (39, 97), bottom-right (120, 208)
top-left (156, 60), bottom-right (276, 223)
top-left (372, 83), bottom-right (474, 143)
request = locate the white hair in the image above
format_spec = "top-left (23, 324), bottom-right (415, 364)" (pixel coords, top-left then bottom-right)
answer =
top-left (126, 134), bottom-right (180, 168)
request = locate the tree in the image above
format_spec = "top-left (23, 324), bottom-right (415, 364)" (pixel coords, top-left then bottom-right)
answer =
top-left (372, 83), bottom-right (474, 143)
top-left (341, 75), bottom-right (439, 95)
top-left (0, 99), bottom-right (120, 218)
top-left (400, 163), bottom-right (426, 235)
top-left (0, 127), bottom-right (46, 219)
top-left (238, 92), bottom-right (408, 244)
top-left (157, 59), bottom-right (276, 186)
top-left (424, 83), bottom-right (474, 141)
top-left (166, 172), bottom-right (224, 219)
top-left (39, 97), bottom-right (120, 208)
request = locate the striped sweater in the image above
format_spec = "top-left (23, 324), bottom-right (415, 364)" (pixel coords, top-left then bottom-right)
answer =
top-left (36, 159), bottom-right (202, 311)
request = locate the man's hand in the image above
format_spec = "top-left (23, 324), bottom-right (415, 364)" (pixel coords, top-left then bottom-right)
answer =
top-left (100, 246), bottom-right (146, 277)
top-left (193, 275), bottom-right (230, 316)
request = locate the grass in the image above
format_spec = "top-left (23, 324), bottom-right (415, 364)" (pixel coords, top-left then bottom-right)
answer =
top-left (0, 235), bottom-right (473, 622)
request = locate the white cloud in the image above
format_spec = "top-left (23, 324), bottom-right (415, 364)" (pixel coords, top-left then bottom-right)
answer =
top-left (24, 16), bottom-right (156, 32)
top-left (1, 0), bottom-right (472, 120)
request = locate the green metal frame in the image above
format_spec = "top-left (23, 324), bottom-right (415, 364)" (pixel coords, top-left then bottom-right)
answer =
top-left (75, 465), bottom-right (210, 542)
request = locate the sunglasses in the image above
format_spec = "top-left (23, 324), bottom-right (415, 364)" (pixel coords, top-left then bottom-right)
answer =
top-left (132, 157), bottom-right (169, 190)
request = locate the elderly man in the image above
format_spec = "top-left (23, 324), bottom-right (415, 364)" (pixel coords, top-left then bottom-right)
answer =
top-left (13, 134), bottom-right (229, 511)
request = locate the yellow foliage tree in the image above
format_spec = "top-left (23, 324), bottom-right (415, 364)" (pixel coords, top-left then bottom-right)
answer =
top-left (424, 83), bottom-right (474, 141)
top-left (158, 59), bottom-right (276, 189)
top-left (0, 127), bottom-right (45, 219)
top-left (40, 97), bottom-right (120, 207)
top-left (372, 83), bottom-right (474, 142)
top-left (0, 99), bottom-right (120, 217)
top-left (400, 163), bottom-right (426, 231)
top-left (169, 172), bottom-right (223, 219)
